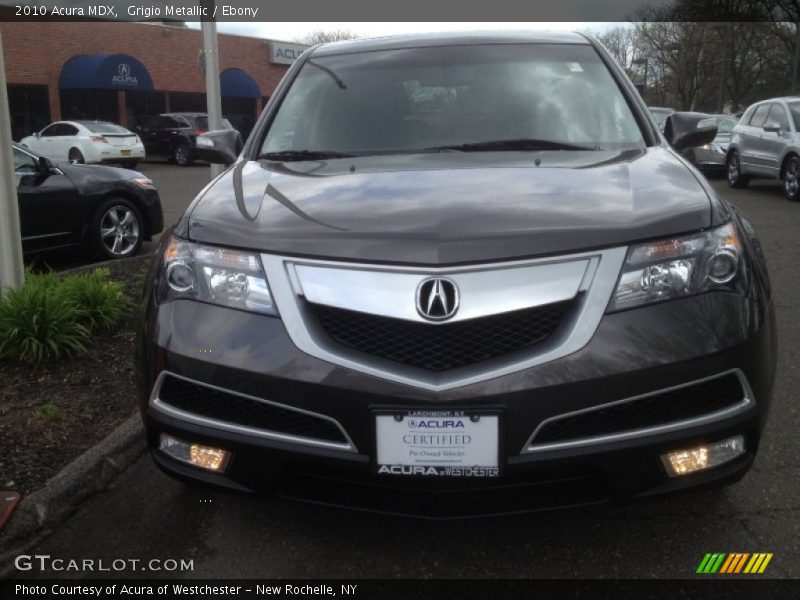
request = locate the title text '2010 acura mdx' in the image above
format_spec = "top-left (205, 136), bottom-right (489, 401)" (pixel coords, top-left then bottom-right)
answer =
top-left (136, 32), bottom-right (777, 518)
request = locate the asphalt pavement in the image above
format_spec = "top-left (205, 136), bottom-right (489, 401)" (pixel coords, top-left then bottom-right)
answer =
top-left (18, 170), bottom-right (800, 579)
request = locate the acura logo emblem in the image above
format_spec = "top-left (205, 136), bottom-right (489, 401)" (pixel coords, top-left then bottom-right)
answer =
top-left (416, 277), bottom-right (460, 321)
top-left (118, 63), bottom-right (131, 76)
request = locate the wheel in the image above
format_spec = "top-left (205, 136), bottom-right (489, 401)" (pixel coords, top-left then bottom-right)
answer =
top-left (726, 151), bottom-right (749, 188)
top-left (120, 160), bottom-right (139, 170)
top-left (68, 147), bottom-right (85, 164)
top-left (90, 197), bottom-right (143, 259)
top-left (783, 155), bottom-right (800, 202)
top-left (173, 143), bottom-right (193, 167)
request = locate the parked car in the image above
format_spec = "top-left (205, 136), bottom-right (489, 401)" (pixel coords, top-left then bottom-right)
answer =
top-left (727, 97), bottom-right (800, 201)
top-left (137, 112), bottom-right (241, 167)
top-left (137, 32), bottom-right (775, 517)
top-left (683, 114), bottom-right (739, 170)
top-left (13, 143), bottom-right (163, 258)
top-left (648, 106), bottom-right (676, 131)
top-left (20, 120), bottom-right (145, 168)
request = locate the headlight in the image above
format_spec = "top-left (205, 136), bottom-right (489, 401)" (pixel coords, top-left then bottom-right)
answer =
top-left (158, 235), bottom-right (277, 316)
top-left (608, 222), bottom-right (745, 312)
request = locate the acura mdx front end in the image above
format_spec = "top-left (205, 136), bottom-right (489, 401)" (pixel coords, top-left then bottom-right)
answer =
top-left (136, 32), bottom-right (777, 518)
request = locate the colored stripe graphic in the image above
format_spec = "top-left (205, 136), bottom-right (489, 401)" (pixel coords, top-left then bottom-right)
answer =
top-left (733, 553), bottom-right (750, 573)
top-left (719, 554), bottom-right (736, 574)
top-left (698, 553), bottom-right (727, 573)
top-left (700, 553), bottom-right (773, 574)
top-left (710, 553), bottom-right (726, 573)
top-left (697, 554), bottom-right (714, 574)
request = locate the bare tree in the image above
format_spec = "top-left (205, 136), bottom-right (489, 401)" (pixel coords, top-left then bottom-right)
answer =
top-left (298, 29), bottom-right (360, 45)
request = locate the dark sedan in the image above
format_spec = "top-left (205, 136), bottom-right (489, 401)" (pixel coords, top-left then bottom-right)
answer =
top-left (136, 32), bottom-right (776, 518)
top-left (14, 143), bottom-right (163, 259)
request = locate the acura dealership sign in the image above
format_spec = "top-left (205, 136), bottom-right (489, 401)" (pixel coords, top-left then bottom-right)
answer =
top-left (268, 42), bottom-right (308, 65)
top-left (111, 62), bottom-right (139, 87)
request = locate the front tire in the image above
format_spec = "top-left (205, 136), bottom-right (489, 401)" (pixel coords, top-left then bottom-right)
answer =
top-left (783, 155), bottom-right (800, 202)
top-left (173, 143), bottom-right (193, 167)
top-left (726, 151), bottom-right (749, 188)
top-left (90, 197), bottom-right (143, 259)
top-left (68, 147), bottom-right (85, 164)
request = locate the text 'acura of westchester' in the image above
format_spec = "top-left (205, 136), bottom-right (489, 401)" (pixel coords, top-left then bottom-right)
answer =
top-left (136, 31), bottom-right (777, 518)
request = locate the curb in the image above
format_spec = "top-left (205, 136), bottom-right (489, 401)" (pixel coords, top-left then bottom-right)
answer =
top-left (58, 250), bottom-right (154, 276)
top-left (0, 413), bottom-right (146, 578)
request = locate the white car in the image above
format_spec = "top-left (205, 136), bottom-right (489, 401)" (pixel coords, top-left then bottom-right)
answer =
top-left (20, 120), bottom-right (146, 168)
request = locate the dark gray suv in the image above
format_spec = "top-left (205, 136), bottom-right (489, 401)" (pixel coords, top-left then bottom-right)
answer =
top-left (136, 32), bottom-right (776, 517)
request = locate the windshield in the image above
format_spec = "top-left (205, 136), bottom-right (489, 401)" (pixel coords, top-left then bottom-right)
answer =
top-left (716, 117), bottom-right (738, 134)
top-left (260, 43), bottom-right (645, 158)
top-left (193, 117), bottom-right (233, 131)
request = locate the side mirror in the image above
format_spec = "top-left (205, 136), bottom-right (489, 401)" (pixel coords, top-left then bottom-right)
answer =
top-left (195, 129), bottom-right (239, 166)
top-left (37, 156), bottom-right (54, 172)
top-left (664, 112), bottom-right (718, 152)
top-left (763, 123), bottom-right (781, 134)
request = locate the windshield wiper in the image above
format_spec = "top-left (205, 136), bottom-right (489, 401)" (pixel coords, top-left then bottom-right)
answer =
top-left (257, 150), bottom-right (357, 162)
top-left (425, 138), bottom-right (599, 152)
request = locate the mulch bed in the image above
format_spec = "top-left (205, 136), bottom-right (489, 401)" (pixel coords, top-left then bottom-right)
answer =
top-left (0, 253), bottom-right (153, 495)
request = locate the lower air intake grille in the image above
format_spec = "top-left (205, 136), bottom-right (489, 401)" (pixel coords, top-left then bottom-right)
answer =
top-left (531, 373), bottom-right (746, 446)
top-left (313, 301), bottom-right (571, 372)
top-left (158, 375), bottom-right (348, 444)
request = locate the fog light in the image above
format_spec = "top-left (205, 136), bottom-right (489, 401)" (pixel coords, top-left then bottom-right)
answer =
top-left (159, 434), bottom-right (231, 472)
top-left (662, 435), bottom-right (745, 477)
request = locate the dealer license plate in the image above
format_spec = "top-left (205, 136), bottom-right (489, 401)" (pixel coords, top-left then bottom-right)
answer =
top-left (121, 149), bottom-right (132, 156)
top-left (375, 410), bottom-right (500, 478)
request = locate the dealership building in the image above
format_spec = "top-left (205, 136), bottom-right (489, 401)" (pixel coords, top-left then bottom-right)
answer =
top-left (0, 21), bottom-right (307, 140)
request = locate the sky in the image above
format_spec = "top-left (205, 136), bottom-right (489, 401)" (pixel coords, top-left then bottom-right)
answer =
top-left (189, 22), bottom-right (625, 44)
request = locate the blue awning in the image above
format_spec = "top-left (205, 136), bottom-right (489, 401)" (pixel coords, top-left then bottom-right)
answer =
top-left (59, 54), bottom-right (154, 91)
top-left (220, 68), bottom-right (260, 98)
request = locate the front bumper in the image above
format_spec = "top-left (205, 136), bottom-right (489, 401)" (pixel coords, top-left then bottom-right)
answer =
top-left (136, 286), bottom-right (777, 517)
top-left (691, 146), bottom-right (728, 168)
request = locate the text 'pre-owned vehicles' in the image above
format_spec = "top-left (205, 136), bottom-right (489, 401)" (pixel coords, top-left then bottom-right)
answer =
top-left (137, 113), bottom-right (242, 167)
top-left (726, 96), bottom-right (800, 201)
top-left (136, 32), bottom-right (776, 518)
top-left (20, 120), bottom-right (145, 168)
top-left (14, 143), bottom-right (163, 259)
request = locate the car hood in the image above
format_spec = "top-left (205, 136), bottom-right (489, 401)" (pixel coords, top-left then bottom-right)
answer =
top-left (185, 147), bottom-right (713, 265)
top-left (58, 161), bottom-right (145, 182)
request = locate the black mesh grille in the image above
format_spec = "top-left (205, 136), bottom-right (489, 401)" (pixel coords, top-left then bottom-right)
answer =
top-left (158, 376), bottom-right (348, 444)
top-left (533, 374), bottom-right (745, 445)
top-left (313, 301), bottom-right (571, 372)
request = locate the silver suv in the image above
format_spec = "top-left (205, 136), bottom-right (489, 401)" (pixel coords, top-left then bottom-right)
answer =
top-left (726, 97), bottom-right (800, 201)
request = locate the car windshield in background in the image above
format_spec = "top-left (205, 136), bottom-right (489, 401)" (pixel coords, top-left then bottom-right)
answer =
top-left (716, 117), bottom-right (738, 134)
top-left (260, 43), bottom-right (645, 159)
top-left (78, 121), bottom-right (130, 134)
top-left (193, 116), bottom-right (233, 130)
top-left (788, 102), bottom-right (800, 131)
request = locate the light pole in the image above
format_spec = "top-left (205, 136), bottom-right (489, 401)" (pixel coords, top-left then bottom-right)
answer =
top-left (632, 57), bottom-right (648, 102)
top-left (709, 22), bottom-right (730, 114)
top-left (665, 42), bottom-right (683, 110)
top-left (0, 29), bottom-right (24, 292)
top-left (201, 0), bottom-right (224, 179)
